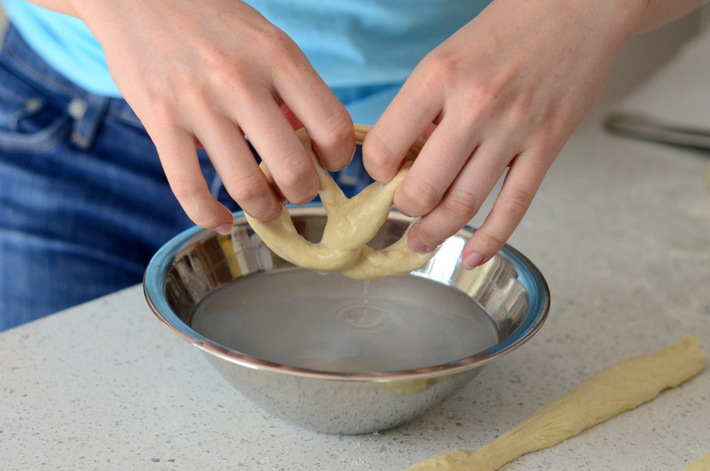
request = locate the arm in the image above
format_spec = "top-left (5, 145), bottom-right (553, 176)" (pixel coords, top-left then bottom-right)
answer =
top-left (363, 0), bottom-right (708, 268)
top-left (24, 0), bottom-right (355, 232)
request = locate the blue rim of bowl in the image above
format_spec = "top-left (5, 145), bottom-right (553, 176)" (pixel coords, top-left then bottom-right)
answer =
top-left (144, 206), bottom-right (550, 382)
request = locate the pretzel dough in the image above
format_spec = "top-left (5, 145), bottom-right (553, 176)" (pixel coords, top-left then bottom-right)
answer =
top-left (408, 336), bottom-right (707, 471)
top-left (683, 452), bottom-right (710, 471)
top-left (245, 124), bottom-right (435, 281)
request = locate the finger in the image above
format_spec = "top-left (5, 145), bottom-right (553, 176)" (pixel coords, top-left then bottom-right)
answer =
top-left (363, 75), bottom-right (443, 182)
top-left (392, 116), bottom-right (478, 217)
top-left (460, 149), bottom-right (550, 268)
top-left (238, 95), bottom-right (320, 205)
top-left (275, 69), bottom-right (355, 172)
top-left (406, 139), bottom-right (510, 253)
top-left (280, 104), bottom-right (303, 130)
top-left (196, 115), bottom-right (283, 221)
top-left (151, 128), bottom-right (235, 232)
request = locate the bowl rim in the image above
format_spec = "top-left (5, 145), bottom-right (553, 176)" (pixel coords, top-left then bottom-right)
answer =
top-left (144, 206), bottom-right (550, 382)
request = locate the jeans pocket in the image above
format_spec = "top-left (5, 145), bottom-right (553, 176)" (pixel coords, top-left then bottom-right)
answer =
top-left (0, 64), bottom-right (71, 154)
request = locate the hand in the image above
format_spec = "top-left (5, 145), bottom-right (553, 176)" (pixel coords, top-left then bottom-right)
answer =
top-left (74, 0), bottom-right (355, 231)
top-left (363, 0), bottom-right (640, 267)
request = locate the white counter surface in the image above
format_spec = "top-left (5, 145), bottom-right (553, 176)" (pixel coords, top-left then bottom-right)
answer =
top-left (2, 44), bottom-right (710, 471)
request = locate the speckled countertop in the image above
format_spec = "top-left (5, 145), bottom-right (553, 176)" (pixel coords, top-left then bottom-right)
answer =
top-left (3, 49), bottom-right (710, 471)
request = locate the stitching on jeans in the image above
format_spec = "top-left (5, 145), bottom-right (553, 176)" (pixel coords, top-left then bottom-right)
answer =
top-left (3, 26), bottom-right (144, 129)
top-left (4, 33), bottom-right (78, 99)
top-left (71, 95), bottom-right (109, 149)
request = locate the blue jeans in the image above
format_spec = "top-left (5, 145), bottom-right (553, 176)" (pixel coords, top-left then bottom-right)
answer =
top-left (0, 24), bottom-right (230, 330)
top-left (0, 24), bottom-right (376, 331)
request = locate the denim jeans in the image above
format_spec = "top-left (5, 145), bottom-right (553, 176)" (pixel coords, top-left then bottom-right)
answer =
top-left (0, 24), bottom-right (230, 330)
top-left (0, 24), bottom-right (376, 331)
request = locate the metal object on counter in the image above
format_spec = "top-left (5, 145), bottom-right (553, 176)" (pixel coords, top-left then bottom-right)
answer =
top-left (604, 112), bottom-right (710, 151)
top-left (143, 206), bottom-right (550, 434)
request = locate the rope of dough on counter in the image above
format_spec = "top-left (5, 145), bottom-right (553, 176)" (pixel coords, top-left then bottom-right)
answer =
top-left (245, 124), bottom-right (435, 281)
top-left (407, 336), bottom-right (707, 471)
top-left (683, 452), bottom-right (710, 471)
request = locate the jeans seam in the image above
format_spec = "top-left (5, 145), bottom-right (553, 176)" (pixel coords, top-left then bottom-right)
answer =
top-left (2, 24), bottom-right (144, 130)
top-left (0, 114), bottom-right (71, 154)
top-left (71, 94), bottom-right (110, 150)
top-left (5, 38), bottom-right (80, 101)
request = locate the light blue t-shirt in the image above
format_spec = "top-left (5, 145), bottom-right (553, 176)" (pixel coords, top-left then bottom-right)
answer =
top-left (2, 0), bottom-right (489, 122)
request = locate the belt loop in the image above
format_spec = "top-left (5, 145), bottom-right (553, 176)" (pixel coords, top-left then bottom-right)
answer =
top-left (69, 94), bottom-right (109, 150)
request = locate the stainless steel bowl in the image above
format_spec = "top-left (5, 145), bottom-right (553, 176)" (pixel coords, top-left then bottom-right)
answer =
top-left (144, 206), bottom-right (549, 434)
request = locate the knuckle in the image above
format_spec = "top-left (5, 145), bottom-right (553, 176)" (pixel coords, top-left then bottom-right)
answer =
top-left (442, 187), bottom-right (481, 221)
top-left (225, 172), bottom-right (271, 204)
top-left (399, 178), bottom-right (441, 215)
top-left (273, 157), bottom-right (319, 204)
top-left (194, 38), bottom-right (229, 73)
top-left (179, 44), bottom-right (245, 96)
top-left (138, 97), bottom-right (183, 132)
top-left (279, 157), bottom-right (313, 188)
top-left (312, 111), bottom-right (355, 169)
top-left (362, 133), bottom-right (395, 171)
top-left (413, 223), bottom-right (447, 248)
top-left (476, 230), bottom-right (508, 254)
top-left (259, 26), bottom-right (298, 62)
top-left (249, 204), bottom-right (282, 222)
top-left (323, 108), bottom-right (353, 136)
top-left (500, 99), bottom-right (530, 129)
top-left (423, 49), bottom-right (488, 101)
top-left (169, 174), bottom-right (205, 203)
top-left (498, 187), bottom-right (534, 221)
top-left (422, 49), bottom-right (462, 85)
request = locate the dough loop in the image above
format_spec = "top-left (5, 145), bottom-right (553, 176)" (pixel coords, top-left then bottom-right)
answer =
top-left (245, 124), bottom-right (436, 281)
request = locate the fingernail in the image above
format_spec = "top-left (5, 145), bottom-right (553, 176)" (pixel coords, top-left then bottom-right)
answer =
top-left (407, 230), bottom-right (437, 254)
top-left (213, 222), bottom-right (233, 235)
top-left (462, 252), bottom-right (487, 270)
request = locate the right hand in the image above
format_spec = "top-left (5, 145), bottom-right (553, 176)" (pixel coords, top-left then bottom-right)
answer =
top-left (70, 0), bottom-right (355, 231)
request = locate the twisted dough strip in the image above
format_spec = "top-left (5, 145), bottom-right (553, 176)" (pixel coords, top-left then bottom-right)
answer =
top-left (407, 336), bottom-right (707, 471)
top-left (245, 124), bottom-right (435, 281)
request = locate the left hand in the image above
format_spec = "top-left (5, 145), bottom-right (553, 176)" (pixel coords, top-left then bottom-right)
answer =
top-left (362, 0), bottom-right (640, 268)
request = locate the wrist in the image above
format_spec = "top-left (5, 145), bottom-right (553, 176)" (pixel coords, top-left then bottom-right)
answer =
top-left (626, 0), bottom-right (707, 34)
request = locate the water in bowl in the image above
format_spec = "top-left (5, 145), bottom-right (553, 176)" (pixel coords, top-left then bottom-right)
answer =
top-left (191, 270), bottom-right (498, 373)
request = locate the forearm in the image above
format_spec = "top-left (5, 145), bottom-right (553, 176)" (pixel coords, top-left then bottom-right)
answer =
top-left (536, 0), bottom-right (708, 49)
top-left (21, 0), bottom-right (709, 39)
top-left (632, 0), bottom-right (709, 33)
top-left (19, 0), bottom-right (78, 16)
